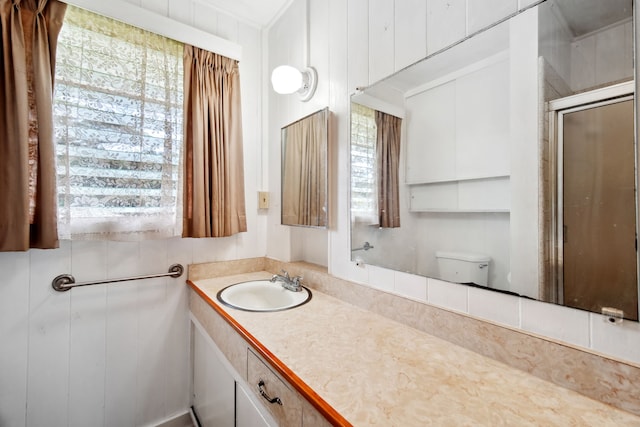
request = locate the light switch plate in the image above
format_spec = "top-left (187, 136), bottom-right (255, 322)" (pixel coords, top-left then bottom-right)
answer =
top-left (258, 191), bottom-right (269, 209)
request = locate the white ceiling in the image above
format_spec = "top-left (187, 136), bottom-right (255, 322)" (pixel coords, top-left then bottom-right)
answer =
top-left (199, 0), bottom-right (291, 27)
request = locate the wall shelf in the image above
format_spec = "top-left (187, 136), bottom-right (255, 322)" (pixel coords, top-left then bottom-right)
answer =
top-left (409, 175), bottom-right (510, 212)
top-left (413, 209), bottom-right (510, 213)
top-left (406, 174), bottom-right (510, 186)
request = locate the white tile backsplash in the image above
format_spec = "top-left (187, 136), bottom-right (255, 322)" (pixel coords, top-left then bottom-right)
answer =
top-left (343, 257), bottom-right (370, 285)
top-left (366, 266), bottom-right (638, 365)
top-left (367, 265), bottom-right (395, 293)
top-left (427, 278), bottom-right (468, 313)
top-left (521, 299), bottom-right (590, 348)
top-left (468, 287), bottom-right (520, 328)
top-left (590, 313), bottom-right (640, 365)
top-left (394, 271), bottom-right (428, 302)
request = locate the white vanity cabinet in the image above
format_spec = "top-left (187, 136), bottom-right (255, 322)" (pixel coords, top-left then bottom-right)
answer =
top-left (192, 324), bottom-right (235, 426)
top-left (190, 305), bottom-right (333, 427)
top-left (236, 383), bottom-right (272, 427)
top-left (191, 319), bottom-right (276, 427)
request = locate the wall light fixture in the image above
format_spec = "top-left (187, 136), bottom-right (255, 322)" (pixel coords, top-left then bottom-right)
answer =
top-left (271, 65), bottom-right (317, 102)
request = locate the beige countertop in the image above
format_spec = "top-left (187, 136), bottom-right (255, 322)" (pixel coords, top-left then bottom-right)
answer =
top-left (190, 271), bottom-right (640, 426)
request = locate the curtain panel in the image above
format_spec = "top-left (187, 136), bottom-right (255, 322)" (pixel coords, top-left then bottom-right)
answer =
top-left (375, 110), bottom-right (401, 228)
top-left (183, 45), bottom-right (247, 238)
top-left (0, 0), bottom-right (66, 251)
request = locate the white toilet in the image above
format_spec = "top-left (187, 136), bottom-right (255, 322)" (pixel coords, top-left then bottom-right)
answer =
top-left (435, 251), bottom-right (491, 286)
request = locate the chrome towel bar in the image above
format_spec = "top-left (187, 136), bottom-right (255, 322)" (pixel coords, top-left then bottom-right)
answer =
top-left (51, 263), bottom-right (184, 292)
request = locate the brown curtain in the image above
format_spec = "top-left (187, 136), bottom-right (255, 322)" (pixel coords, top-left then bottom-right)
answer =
top-left (282, 110), bottom-right (327, 227)
top-left (375, 110), bottom-right (401, 228)
top-left (0, 0), bottom-right (66, 251)
top-left (182, 45), bottom-right (247, 238)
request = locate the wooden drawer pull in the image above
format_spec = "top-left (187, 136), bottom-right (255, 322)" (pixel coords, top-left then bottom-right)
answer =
top-left (258, 379), bottom-right (283, 405)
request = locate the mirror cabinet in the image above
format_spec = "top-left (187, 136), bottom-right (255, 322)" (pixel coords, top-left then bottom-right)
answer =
top-left (281, 108), bottom-right (329, 228)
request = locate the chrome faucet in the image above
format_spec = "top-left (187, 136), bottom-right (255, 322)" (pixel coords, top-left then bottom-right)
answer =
top-left (270, 270), bottom-right (303, 292)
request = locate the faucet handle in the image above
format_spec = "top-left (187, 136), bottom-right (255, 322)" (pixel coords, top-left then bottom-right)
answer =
top-left (292, 276), bottom-right (303, 286)
top-left (280, 269), bottom-right (290, 279)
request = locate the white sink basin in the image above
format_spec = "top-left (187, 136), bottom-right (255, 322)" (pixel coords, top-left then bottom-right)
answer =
top-left (216, 280), bottom-right (312, 312)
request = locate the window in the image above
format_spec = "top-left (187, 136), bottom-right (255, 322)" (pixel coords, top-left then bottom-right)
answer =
top-left (54, 6), bottom-right (184, 240)
top-left (350, 103), bottom-right (378, 224)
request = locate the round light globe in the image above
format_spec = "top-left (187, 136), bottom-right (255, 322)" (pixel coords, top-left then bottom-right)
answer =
top-left (271, 65), bottom-right (303, 94)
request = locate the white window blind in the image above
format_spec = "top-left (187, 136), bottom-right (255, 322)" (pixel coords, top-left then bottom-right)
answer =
top-left (54, 6), bottom-right (184, 240)
top-left (350, 103), bottom-right (378, 224)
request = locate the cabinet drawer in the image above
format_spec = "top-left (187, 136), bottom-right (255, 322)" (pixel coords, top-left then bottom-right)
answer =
top-left (247, 349), bottom-right (302, 427)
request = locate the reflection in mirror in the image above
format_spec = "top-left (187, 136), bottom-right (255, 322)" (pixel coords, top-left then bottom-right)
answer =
top-left (281, 108), bottom-right (329, 228)
top-left (540, 0), bottom-right (636, 320)
top-left (549, 95), bottom-right (637, 320)
top-left (350, 103), bottom-right (403, 230)
top-left (349, 0), bottom-right (638, 320)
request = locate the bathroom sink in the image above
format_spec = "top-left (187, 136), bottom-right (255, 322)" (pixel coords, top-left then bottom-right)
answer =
top-left (216, 280), bottom-right (312, 312)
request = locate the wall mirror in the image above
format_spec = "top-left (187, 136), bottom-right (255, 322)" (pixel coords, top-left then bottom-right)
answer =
top-left (282, 107), bottom-right (329, 228)
top-left (350, 0), bottom-right (639, 320)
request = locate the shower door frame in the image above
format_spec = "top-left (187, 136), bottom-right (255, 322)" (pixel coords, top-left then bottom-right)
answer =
top-left (548, 81), bottom-right (638, 314)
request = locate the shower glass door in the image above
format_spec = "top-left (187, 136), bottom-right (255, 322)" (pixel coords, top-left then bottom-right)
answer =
top-left (559, 97), bottom-right (638, 320)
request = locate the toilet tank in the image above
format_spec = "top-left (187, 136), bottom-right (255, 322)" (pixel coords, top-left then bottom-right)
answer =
top-left (435, 251), bottom-right (491, 286)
